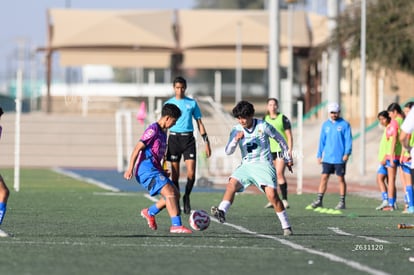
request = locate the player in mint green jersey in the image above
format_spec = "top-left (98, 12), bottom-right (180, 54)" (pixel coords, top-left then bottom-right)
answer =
top-left (211, 101), bottom-right (294, 236)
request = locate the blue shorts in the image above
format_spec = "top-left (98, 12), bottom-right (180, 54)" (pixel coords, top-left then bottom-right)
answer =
top-left (135, 159), bottom-right (174, 196)
top-left (385, 159), bottom-right (400, 168)
top-left (230, 162), bottom-right (276, 193)
top-left (401, 162), bottom-right (412, 174)
top-left (377, 164), bottom-right (388, 175)
top-left (321, 162), bottom-right (346, 176)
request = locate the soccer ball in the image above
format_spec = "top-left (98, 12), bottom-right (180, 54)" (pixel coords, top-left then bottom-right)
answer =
top-left (189, 209), bottom-right (210, 231)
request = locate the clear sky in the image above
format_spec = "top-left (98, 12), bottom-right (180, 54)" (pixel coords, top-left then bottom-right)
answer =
top-left (0, 0), bottom-right (194, 79)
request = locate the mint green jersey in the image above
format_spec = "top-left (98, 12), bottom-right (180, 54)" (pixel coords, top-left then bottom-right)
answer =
top-left (225, 119), bottom-right (290, 164)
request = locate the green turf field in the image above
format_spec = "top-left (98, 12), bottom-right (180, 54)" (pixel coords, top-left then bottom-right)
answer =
top-left (0, 168), bottom-right (413, 275)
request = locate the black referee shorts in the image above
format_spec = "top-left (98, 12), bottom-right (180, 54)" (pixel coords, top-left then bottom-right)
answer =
top-left (166, 133), bottom-right (196, 162)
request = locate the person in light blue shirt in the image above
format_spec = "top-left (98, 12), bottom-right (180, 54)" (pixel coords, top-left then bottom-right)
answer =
top-left (165, 77), bottom-right (211, 214)
top-left (310, 102), bottom-right (352, 210)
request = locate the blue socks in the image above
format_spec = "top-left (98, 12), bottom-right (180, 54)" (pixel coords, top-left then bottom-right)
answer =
top-left (381, 192), bottom-right (388, 201)
top-left (388, 197), bottom-right (395, 207)
top-left (406, 185), bottom-right (414, 208)
top-left (147, 203), bottom-right (182, 226)
top-left (148, 204), bottom-right (160, 216)
top-left (171, 216), bottom-right (182, 226)
top-left (0, 202), bottom-right (6, 225)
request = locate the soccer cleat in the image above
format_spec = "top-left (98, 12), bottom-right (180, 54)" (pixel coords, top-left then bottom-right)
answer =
top-left (402, 206), bottom-right (414, 214)
top-left (335, 201), bottom-right (346, 210)
top-left (310, 199), bottom-right (323, 209)
top-left (211, 206), bottom-right (226, 223)
top-left (183, 195), bottom-right (191, 215)
top-left (283, 227), bottom-right (293, 236)
top-left (170, 225), bottom-right (192, 234)
top-left (382, 205), bottom-right (394, 211)
top-left (0, 228), bottom-right (9, 237)
top-left (140, 208), bottom-right (157, 230)
top-left (375, 200), bottom-right (389, 210)
top-left (264, 202), bottom-right (273, 208)
top-left (282, 200), bottom-right (290, 209)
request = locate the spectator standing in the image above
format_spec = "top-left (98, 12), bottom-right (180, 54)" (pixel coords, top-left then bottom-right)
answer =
top-left (382, 103), bottom-right (404, 211)
top-left (375, 111), bottom-right (390, 210)
top-left (263, 98), bottom-right (293, 209)
top-left (310, 102), bottom-right (352, 210)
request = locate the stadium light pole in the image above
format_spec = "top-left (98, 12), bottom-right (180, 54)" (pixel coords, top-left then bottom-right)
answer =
top-left (285, 0), bottom-right (296, 121)
top-left (327, 0), bottom-right (341, 104)
top-left (268, 0), bottom-right (280, 99)
top-left (235, 21), bottom-right (242, 104)
top-left (14, 39), bottom-right (26, 192)
top-left (65, 0), bottom-right (72, 98)
top-left (359, 0), bottom-right (366, 175)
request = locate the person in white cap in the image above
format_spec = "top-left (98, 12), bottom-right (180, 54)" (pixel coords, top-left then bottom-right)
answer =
top-left (310, 102), bottom-right (353, 210)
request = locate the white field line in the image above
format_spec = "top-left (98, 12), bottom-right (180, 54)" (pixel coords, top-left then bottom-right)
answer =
top-left (209, 218), bottom-right (390, 275)
top-left (93, 192), bottom-right (141, 197)
top-left (328, 227), bottom-right (391, 244)
top-left (0, 240), bottom-right (275, 250)
top-left (53, 167), bottom-right (120, 192)
top-left (46, 171), bottom-right (389, 275)
top-left (145, 192), bottom-right (389, 274)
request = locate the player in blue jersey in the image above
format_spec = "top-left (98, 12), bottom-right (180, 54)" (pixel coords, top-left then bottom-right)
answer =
top-left (211, 101), bottom-right (294, 236)
top-left (0, 107), bottom-right (10, 237)
top-left (310, 102), bottom-right (353, 210)
top-left (124, 103), bottom-right (192, 234)
top-left (165, 76), bottom-right (211, 214)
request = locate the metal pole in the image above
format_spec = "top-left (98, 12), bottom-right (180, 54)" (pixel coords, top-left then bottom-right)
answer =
top-left (214, 71), bottom-right (222, 103)
top-left (235, 22), bottom-right (242, 104)
top-left (268, 0), bottom-right (280, 99)
top-left (115, 111), bottom-right (123, 172)
top-left (285, 3), bottom-right (294, 120)
top-left (359, 0), bottom-right (366, 175)
top-left (327, 0), bottom-right (341, 104)
top-left (297, 101), bottom-right (303, 195)
top-left (14, 39), bottom-right (25, 192)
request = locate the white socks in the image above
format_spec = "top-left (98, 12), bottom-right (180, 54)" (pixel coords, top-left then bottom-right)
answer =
top-left (276, 210), bottom-right (291, 229)
top-left (218, 200), bottom-right (231, 213)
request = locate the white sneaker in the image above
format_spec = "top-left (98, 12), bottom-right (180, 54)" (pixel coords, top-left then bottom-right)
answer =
top-left (264, 202), bottom-right (273, 208)
top-left (283, 227), bottom-right (293, 236)
top-left (375, 200), bottom-right (389, 210)
top-left (282, 200), bottom-right (290, 209)
top-left (0, 228), bottom-right (9, 237)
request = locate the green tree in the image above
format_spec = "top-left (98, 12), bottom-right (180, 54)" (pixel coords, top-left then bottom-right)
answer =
top-left (318, 0), bottom-right (414, 74)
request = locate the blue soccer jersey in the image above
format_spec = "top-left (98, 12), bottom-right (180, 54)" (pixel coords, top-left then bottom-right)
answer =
top-left (317, 117), bottom-right (352, 164)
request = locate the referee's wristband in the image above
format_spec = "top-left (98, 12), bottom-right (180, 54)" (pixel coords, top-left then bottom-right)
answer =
top-left (202, 134), bottom-right (209, 143)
